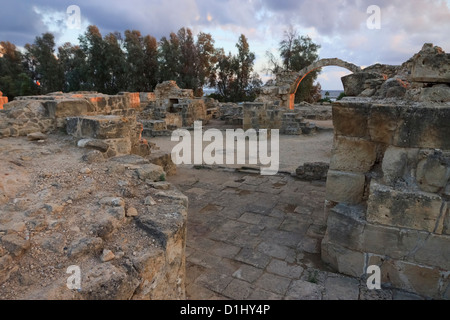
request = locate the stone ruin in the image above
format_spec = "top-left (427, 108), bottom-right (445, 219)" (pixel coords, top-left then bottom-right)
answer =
top-left (138, 81), bottom-right (216, 136)
top-left (0, 43), bottom-right (449, 300)
top-left (321, 43), bottom-right (450, 299)
top-left (0, 90), bottom-right (186, 299)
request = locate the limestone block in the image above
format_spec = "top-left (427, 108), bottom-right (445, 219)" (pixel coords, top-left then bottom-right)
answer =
top-left (323, 204), bottom-right (365, 251)
top-left (321, 241), bottom-right (365, 278)
top-left (413, 233), bottom-right (450, 270)
top-left (419, 85), bottom-right (450, 102)
top-left (382, 146), bottom-right (419, 185)
top-left (367, 182), bottom-right (443, 233)
top-left (325, 170), bottom-right (366, 204)
top-left (341, 72), bottom-right (382, 96)
top-left (377, 78), bottom-right (406, 99)
top-left (332, 102), bottom-right (370, 138)
top-left (368, 104), bottom-right (402, 144)
top-left (411, 49), bottom-right (450, 83)
top-left (136, 204), bottom-right (187, 247)
top-left (135, 163), bottom-right (165, 182)
top-left (368, 255), bottom-right (444, 299)
top-left (329, 137), bottom-right (377, 173)
top-left (46, 99), bottom-right (95, 118)
top-left (416, 151), bottom-right (450, 193)
top-left (393, 105), bottom-right (450, 150)
top-left (103, 138), bottom-right (132, 156)
top-left (362, 223), bottom-right (425, 260)
top-left (66, 115), bottom-right (133, 139)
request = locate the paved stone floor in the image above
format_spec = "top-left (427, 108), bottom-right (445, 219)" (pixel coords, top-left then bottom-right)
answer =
top-left (168, 166), bottom-right (423, 300)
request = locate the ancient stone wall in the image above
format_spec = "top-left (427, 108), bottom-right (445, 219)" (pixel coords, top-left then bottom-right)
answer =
top-left (139, 81), bottom-right (207, 136)
top-left (321, 44), bottom-right (450, 299)
top-left (242, 103), bottom-right (317, 135)
top-left (0, 91), bottom-right (140, 138)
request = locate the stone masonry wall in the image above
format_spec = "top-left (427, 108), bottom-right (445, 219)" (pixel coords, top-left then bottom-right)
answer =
top-left (321, 100), bottom-right (450, 299)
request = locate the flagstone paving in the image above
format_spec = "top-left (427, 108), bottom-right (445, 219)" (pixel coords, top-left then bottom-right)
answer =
top-left (168, 166), bottom-right (425, 300)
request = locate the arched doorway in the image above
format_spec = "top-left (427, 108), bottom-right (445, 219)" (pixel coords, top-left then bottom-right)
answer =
top-left (288, 58), bottom-right (362, 109)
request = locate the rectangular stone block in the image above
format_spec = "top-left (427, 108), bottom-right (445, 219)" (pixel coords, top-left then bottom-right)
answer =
top-left (368, 255), bottom-right (444, 299)
top-left (321, 241), bottom-right (365, 278)
top-left (67, 115), bottom-right (133, 139)
top-left (367, 182), bottom-right (443, 233)
top-left (329, 136), bottom-right (377, 173)
top-left (332, 102), bottom-right (371, 138)
top-left (411, 52), bottom-right (450, 83)
top-left (368, 104), bottom-right (402, 144)
top-left (413, 233), bottom-right (450, 270)
top-left (323, 204), bottom-right (366, 251)
top-left (45, 99), bottom-right (95, 118)
top-left (325, 170), bottom-right (366, 204)
top-left (381, 146), bottom-right (419, 185)
top-left (393, 105), bottom-right (450, 150)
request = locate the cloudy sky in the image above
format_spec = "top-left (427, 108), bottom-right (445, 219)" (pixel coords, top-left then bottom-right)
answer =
top-left (1, 0), bottom-right (450, 89)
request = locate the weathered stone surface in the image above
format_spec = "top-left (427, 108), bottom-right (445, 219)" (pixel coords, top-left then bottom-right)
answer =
top-left (377, 78), bottom-right (407, 99)
top-left (369, 255), bottom-right (444, 299)
top-left (367, 182), bottom-right (443, 232)
top-left (411, 44), bottom-right (450, 83)
top-left (285, 280), bottom-right (323, 300)
top-left (325, 170), bottom-right (366, 204)
top-left (323, 275), bottom-right (360, 300)
top-left (382, 146), bottom-right (419, 185)
top-left (393, 105), bottom-right (450, 150)
top-left (99, 197), bottom-right (125, 208)
top-left (100, 249), bottom-right (115, 262)
top-left (416, 150), bottom-right (450, 193)
top-left (342, 72), bottom-right (382, 97)
top-left (81, 262), bottom-right (140, 300)
top-left (413, 233), bottom-right (450, 270)
top-left (82, 150), bottom-right (105, 163)
top-left (77, 138), bottom-right (109, 152)
top-left (27, 132), bottom-right (47, 141)
top-left (321, 242), bottom-right (365, 278)
top-left (332, 102), bottom-right (370, 138)
top-left (322, 204), bottom-right (365, 251)
top-left (295, 162), bottom-right (329, 181)
top-left (126, 207), bottom-right (138, 217)
top-left (45, 99), bottom-right (95, 118)
top-left (67, 236), bottom-right (103, 259)
top-left (329, 137), bottom-right (377, 173)
top-left (155, 190), bottom-right (188, 208)
top-left (0, 234), bottom-right (31, 257)
top-left (419, 85), bottom-right (450, 102)
top-left (368, 104), bottom-right (402, 144)
top-left (0, 254), bottom-right (13, 284)
top-left (135, 163), bottom-right (165, 182)
top-left (67, 115), bottom-right (133, 139)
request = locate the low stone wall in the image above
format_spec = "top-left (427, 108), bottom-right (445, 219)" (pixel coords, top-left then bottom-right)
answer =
top-left (0, 92), bottom-right (140, 138)
top-left (243, 103), bottom-right (317, 135)
top-left (321, 99), bottom-right (450, 299)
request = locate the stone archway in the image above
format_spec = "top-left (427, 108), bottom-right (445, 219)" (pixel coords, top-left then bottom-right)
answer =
top-left (256, 58), bottom-right (362, 109)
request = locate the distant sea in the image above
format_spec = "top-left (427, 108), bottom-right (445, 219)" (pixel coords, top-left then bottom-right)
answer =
top-left (321, 90), bottom-right (344, 101)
